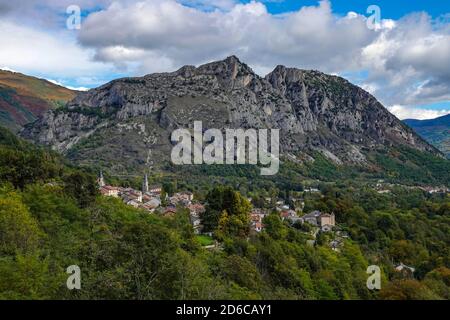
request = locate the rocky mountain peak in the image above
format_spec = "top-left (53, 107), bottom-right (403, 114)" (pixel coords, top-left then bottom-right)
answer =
top-left (195, 55), bottom-right (257, 88)
top-left (20, 56), bottom-right (442, 173)
top-left (175, 65), bottom-right (197, 78)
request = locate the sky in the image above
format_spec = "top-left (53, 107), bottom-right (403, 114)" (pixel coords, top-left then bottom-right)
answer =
top-left (0, 0), bottom-right (449, 119)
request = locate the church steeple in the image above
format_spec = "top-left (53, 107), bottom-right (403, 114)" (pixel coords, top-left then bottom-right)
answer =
top-left (98, 170), bottom-right (105, 187)
top-left (142, 173), bottom-right (149, 193)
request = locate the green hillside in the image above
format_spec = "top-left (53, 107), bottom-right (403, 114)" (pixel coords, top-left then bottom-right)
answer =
top-left (0, 70), bottom-right (76, 132)
top-left (1, 125), bottom-right (449, 300)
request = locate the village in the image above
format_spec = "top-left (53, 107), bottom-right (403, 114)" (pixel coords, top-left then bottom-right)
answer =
top-left (97, 172), bottom-right (441, 276)
top-left (97, 172), bottom-right (349, 252)
top-left (97, 172), bottom-right (422, 276)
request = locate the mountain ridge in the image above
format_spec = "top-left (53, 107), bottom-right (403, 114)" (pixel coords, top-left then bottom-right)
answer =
top-left (0, 69), bottom-right (76, 132)
top-left (404, 114), bottom-right (450, 127)
top-left (404, 114), bottom-right (450, 158)
top-left (20, 56), bottom-right (443, 175)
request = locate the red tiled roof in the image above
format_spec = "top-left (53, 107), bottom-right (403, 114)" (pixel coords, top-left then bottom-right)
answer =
top-left (102, 185), bottom-right (118, 191)
top-left (280, 211), bottom-right (289, 218)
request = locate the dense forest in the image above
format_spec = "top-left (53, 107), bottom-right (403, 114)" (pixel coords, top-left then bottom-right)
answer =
top-left (0, 126), bottom-right (449, 300)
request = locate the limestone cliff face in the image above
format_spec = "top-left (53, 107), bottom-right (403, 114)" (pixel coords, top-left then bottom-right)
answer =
top-left (21, 56), bottom-right (440, 171)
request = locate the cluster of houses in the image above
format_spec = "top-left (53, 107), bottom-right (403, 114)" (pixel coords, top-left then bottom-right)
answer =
top-left (98, 172), bottom-right (344, 250)
top-left (98, 172), bottom-right (204, 231)
top-left (97, 174), bottom-right (424, 271)
top-left (250, 207), bottom-right (337, 234)
top-left (98, 172), bottom-right (163, 211)
top-left (250, 205), bottom-right (344, 250)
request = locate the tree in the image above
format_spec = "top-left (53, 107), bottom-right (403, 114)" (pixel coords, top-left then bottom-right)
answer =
top-left (160, 189), bottom-right (168, 206)
top-left (0, 253), bottom-right (63, 300)
top-left (423, 267), bottom-right (450, 299)
top-left (0, 147), bottom-right (59, 189)
top-left (202, 186), bottom-right (251, 234)
top-left (63, 171), bottom-right (99, 208)
top-left (222, 255), bottom-right (262, 291)
top-left (389, 240), bottom-right (420, 265)
top-left (263, 214), bottom-right (287, 240)
top-left (0, 186), bottom-right (41, 255)
top-left (380, 279), bottom-right (441, 300)
top-left (162, 181), bottom-right (176, 197)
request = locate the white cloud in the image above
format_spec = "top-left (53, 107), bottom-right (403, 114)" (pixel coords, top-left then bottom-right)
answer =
top-left (361, 13), bottom-right (450, 106)
top-left (78, 0), bottom-right (375, 74)
top-left (0, 20), bottom-right (115, 86)
top-left (388, 105), bottom-right (450, 120)
top-left (0, 0), bottom-right (117, 29)
top-left (1, 66), bottom-right (17, 72)
top-left (47, 79), bottom-right (89, 91)
top-left (75, 0), bottom-right (450, 109)
top-left (65, 86), bottom-right (90, 91)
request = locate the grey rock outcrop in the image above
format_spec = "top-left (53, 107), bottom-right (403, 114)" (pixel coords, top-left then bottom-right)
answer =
top-left (21, 56), bottom-right (440, 172)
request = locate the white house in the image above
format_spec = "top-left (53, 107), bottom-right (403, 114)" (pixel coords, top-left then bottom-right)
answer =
top-left (395, 263), bottom-right (415, 274)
